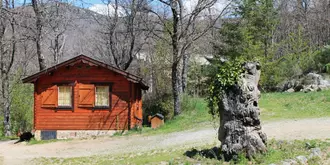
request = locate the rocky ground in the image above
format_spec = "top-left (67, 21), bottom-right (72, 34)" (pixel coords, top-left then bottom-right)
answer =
top-left (1, 118), bottom-right (330, 165)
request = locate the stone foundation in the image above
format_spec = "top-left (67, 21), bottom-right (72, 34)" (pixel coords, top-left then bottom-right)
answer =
top-left (34, 130), bottom-right (117, 140)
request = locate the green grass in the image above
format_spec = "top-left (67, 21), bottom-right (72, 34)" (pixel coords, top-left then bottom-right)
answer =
top-left (0, 136), bottom-right (18, 141)
top-left (118, 96), bottom-right (217, 136)
top-left (248, 139), bottom-right (328, 165)
top-left (0, 136), bottom-right (71, 145)
top-left (27, 138), bottom-right (72, 145)
top-left (33, 139), bottom-right (330, 165)
top-left (113, 90), bottom-right (330, 137)
top-left (33, 144), bottom-right (222, 165)
top-left (141, 96), bottom-right (215, 135)
top-left (259, 90), bottom-right (330, 121)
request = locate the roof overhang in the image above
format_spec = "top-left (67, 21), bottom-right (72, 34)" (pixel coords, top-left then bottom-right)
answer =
top-left (22, 55), bottom-right (149, 90)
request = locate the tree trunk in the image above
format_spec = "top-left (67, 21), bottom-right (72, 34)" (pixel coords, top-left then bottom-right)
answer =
top-left (218, 62), bottom-right (267, 160)
top-left (2, 75), bottom-right (11, 136)
top-left (181, 53), bottom-right (189, 93)
top-left (32, 0), bottom-right (46, 71)
top-left (36, 33), bottom-right (46, 71)
top-left (0, 0), bottom-right (14, 136)
top-left (54, 35), bottom-right (59, 64)
top-left (172, 62), bottom-right (181, 116)
top-left (171, 2), bottom-right (182, 116)
top-left (177, 61), bottom-right (183, 94)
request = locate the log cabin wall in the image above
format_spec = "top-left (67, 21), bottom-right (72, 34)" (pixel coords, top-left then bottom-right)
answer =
top-left (34, 61), bottom-right (141, 130)
top-left (129, 83), bottom-right (143, 128)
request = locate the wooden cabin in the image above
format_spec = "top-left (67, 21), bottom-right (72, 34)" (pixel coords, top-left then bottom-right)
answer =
top-left (22, 55), bottom-right (148, 140)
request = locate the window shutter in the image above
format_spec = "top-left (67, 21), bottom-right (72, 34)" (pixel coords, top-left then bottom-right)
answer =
top-left (78, 84), bottom-right (95, 107)
top-left (41, 85), bottom-right (58, 108)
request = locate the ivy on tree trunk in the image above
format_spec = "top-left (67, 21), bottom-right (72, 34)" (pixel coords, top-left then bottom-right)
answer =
top-left (218, 62), bottom-right (267, 160)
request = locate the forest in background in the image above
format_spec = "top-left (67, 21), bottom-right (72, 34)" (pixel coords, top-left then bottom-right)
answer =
top-left (1, 0), bottom-right (330, 136)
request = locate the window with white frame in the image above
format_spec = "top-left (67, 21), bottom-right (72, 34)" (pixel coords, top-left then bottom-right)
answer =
top-left (95, 86), bottom-right (109, 107)
top-left (58, 86), bottom-right (72, 107)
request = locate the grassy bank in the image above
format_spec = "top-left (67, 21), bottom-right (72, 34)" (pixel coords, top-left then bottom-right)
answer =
top-left (134, 90), bottom-right (330, 135)
top-left (260, 90), bottom-right (330, 121)
top-left (109, 90), bottom-right (330, 137)
top-left (34, 139), bottom-right (330, 165)
top-left (138, 96), bottom-right (216, 135)
top-left (0, 136), bottom-right (18, 141)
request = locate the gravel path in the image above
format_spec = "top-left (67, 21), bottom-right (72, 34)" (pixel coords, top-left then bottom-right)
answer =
top-left (1, 118), bottom-right (330, 165)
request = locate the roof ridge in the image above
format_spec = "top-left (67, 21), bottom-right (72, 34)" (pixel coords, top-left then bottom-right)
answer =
top-left (22, 54), bottom-right (148, 90)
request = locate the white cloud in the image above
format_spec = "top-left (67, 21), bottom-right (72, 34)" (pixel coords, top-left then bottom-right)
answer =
top-left (182, 0), bottom-right (230, 16)
top-left (89, 3), bottom-right (125, 16)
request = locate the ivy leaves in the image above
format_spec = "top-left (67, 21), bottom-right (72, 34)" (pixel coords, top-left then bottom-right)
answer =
top-left (207, 59), bottom-right (243, 116)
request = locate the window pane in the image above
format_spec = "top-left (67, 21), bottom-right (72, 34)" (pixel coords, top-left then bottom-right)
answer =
top-left (95, 86), bottom-right (109, 106)
top-left (58, 86), bottom-right (72, 106)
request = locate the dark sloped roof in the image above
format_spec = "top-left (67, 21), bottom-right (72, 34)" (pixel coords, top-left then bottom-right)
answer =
top-left (151, 113), bottom-right (164, 120)
top-left (22, 55), bottom-right (149, 90)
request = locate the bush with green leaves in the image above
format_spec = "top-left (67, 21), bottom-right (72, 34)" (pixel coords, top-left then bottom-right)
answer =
top-left (314, 45), bottom-right (330, 73)
top-left (10, 82), bottom-right (34, 134)
top-left (143, 93), bottom-right (174, 124)
top-left (143, 93), bottom-right (201, 125)
top-left (326, 63), bottom-right (330, 74)
top-left (180, 93), bottom-right (198, 113)
top-left (186, 62), bottom-right (209, 97)
top-left (206, 59), bottom-right (244, 116)
top-left (0, 68), bottom-right (34, 136)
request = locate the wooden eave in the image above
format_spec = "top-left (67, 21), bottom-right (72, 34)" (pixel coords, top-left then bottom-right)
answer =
top-left (22, 55), bottom-right (149, 90)
top-left (151, 113), bottom-right (164, 120)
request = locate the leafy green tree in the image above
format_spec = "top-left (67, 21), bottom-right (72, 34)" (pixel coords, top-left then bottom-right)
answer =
top-left (236, 0), bottom-right (278, 59)
top-left (260, 26), bottom-right (319, 90)
top-left (208, 0), bottom-right (278, 111)
top-left (214, 0), bottom-right (277, 61)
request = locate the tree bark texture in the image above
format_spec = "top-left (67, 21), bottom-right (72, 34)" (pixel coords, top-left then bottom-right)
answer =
top-left (172, 62), bottom-right (181, 116)
top-left (181, 53), bottom-right (189, 93)
top-left (218, 62), bottom-right (267, 160)
top-left (2, 75), bottom-right (11, 136)
top-left (0, 0), bottom-right (15, 137)
top-left (171, 1), bottom-right (182, 116)
top-left (32, 0), bottom-right (46, 71)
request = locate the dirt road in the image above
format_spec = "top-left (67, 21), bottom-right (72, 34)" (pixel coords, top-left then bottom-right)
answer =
top-left (1, 118), bottom-right (330, 165)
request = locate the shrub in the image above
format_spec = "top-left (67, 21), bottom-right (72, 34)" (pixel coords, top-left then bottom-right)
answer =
top-left (143, 93), bottom-right (202, 125)
top-left (325, 63), bottom-right (330, 74)
top-left (10, 82), bottom-right (34, 134)
top-left (143, 93), bottom-right (174, 124)
top-left (0, 116), bottom-right (3, 137)
top-left (180, 93), bottom-right (198, 113)
top-left (314, 46), bottom-right (330, 72)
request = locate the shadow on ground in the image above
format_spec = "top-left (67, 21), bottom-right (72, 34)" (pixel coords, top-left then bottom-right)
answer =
top-left (184, 147), bottom-right (222, 160)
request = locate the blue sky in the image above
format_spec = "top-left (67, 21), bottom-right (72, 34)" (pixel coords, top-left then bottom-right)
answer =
top-left (14, 0), bottom-right (105, 8)
top-left (88, 0), bottom-right (229, 16)
top-left (75, 0), bottom-right (107, 8)
top-left (13, 0), bottom-right (229, 16)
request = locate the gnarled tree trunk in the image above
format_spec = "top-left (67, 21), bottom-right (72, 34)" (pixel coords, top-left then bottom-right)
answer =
top-left (218, 62), bottom-right (267, 160)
